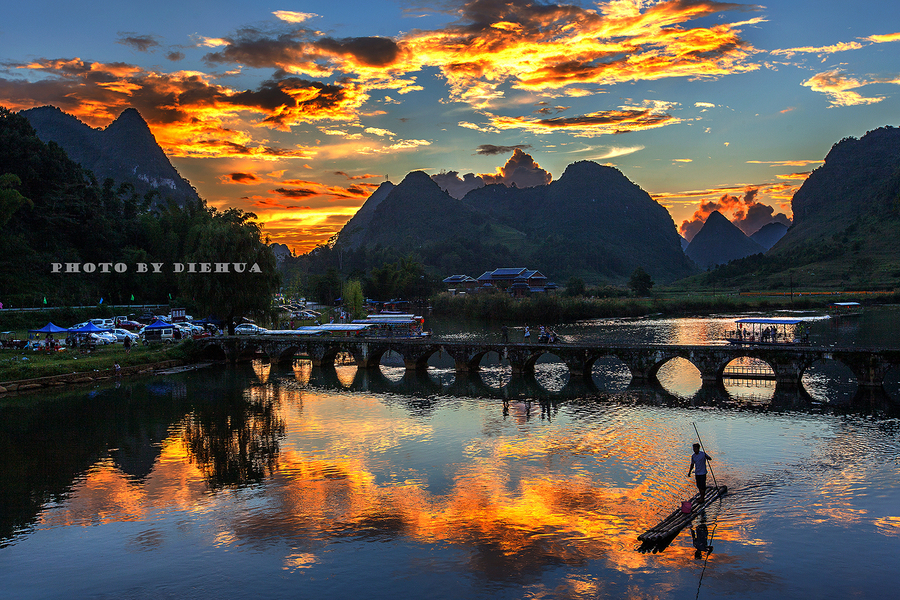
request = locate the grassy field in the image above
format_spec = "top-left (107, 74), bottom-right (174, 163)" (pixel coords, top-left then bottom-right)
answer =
top-left (0, 341), bottom-right (190, 383)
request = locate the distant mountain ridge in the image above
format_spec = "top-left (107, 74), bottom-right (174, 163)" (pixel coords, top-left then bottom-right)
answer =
top-left (750, 222), bottom-right (788, 250)
top-left (336, 160), bottom-right (696, 283)
top-left (21, 105), bottom-right (200, 206)
top-left (685, 210), bottom-right (765, 269)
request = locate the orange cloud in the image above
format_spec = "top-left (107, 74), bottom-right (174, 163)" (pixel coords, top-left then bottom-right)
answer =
top-left (486, 103), bottom-right (683, 136)
top-left (802, 69), bottom-right (892, 107)
top-left (397, 0), bottom-right (763, 108)
top-left (432, 148), bottom-right (551, 198)
top-left (677, 186), bottom-right (792, 240)
top-left (2, 58), bottom-right (364, 156)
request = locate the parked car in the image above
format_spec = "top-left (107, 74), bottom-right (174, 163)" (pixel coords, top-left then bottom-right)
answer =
top-left (116, 320), bottom-right (143, 332)
top-left (112, 328), bottom-right (140, 343)
top-left (141, 325), bottom-right (175, 344)
top-left (235, 323), bottom-right (267, 335)
top-left (92, 331), bottom-right (117, 345)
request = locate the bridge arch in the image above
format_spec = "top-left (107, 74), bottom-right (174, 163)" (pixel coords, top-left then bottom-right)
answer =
top-left (656, 356), bottom-right (703, 398)
top-left (196, 341), bottom-right (228, 362)
top-left (190, 337), bottom-right (896, 397)
top-left (585, 353), bottom-right (632, 392)
top-left (522, 349), bottom-right (569, 392)
top-left (801, 356), bottom-right (859, 403)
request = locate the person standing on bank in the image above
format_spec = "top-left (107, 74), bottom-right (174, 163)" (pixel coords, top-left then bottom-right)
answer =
top-left (688, 443), bottom-right (712, 501)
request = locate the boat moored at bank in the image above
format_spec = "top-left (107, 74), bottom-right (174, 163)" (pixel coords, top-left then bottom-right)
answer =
top-left (724, 318), bottom-right (809, 345)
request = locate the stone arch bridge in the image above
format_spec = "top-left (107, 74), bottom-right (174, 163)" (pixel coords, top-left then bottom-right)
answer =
top-left (195, 336), bottom-right (900, 390)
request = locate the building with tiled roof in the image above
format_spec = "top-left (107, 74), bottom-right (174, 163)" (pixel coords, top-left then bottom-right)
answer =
top-left (444, 268), bottom-right (555, 295)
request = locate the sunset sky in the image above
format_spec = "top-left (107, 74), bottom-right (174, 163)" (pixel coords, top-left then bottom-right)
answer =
top-left (2, 0), bottom-right (899, 252)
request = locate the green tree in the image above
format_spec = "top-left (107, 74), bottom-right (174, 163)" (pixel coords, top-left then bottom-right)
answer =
top-left (629, 267), bottom-right (654, 297)
top-left (565, 276), bottom-right (586, 297)
top-left (179, 208), bottom-right (280, 334)
top-left (0, 173), bottom-right (32, 227)
top-left (344, 279), bottom-right (365, 320)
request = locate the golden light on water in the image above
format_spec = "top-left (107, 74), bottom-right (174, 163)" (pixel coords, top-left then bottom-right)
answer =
top-left (27, 361), bottom-right (889, 589)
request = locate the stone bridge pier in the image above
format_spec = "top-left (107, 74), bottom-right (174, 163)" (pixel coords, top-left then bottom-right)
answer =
top-left (193, 337), bottom-right (900, 397)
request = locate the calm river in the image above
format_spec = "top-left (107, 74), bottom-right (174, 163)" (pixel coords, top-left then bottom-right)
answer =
top-left (1, 307), bottom-right (899, 599)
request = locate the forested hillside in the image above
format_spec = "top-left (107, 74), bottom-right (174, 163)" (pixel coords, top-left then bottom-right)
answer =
top-left (685, 126), bottom-right (900, 290)
top-left (0, 107), bottom-right (278, 324)
top-left (322, 160), bottom-right (696, 286)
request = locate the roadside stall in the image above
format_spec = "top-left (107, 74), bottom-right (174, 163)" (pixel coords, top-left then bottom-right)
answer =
top-left (28, 322), bottom-right (70, 351)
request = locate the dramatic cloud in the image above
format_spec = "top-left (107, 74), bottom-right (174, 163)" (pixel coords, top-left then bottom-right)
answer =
top-left (400, 0), bottom-right (764, 109)
top-left (273, 11), bottom-right (319, 24)
top-left (772, 31), bottom-right (900, 57)
top-left (476, 144), bottom-right (532, 155)
top-left (485, 102), bottom-right (684, 136)
top-left (771, 41), bottom-right (864, 57)
top-left (334, 171), bottom-right (380, 180)
top-left (225, 172), bottom-right (259, 184)
top-left (802, 69), bottom-right (896, 107)
top-left (0, 58), bottom-right (362, 155)
top-left (866, 32), bottom-right (900, 43)
top-left (679, 187), bottom-right (791, 240)
top-left (117, 34), bottom-right (162, 52)
top-left (481, 148), bottom-right (552, 187)
top-left (272, 187), bottom-right (319, 199)
top-left (188, 0), bottom-right (763, 120)
top-left (432, 149), bottom-right (551, 198)
top-left (432, 170), bottom-right (485, 198)
top-left (0, 0), bottom-right (824, 254)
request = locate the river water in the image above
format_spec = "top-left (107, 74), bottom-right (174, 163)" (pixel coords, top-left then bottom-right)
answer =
top-left (1, 307), bottom-right (899, 599)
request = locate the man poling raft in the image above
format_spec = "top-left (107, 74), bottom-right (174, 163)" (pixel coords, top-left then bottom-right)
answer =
top-left (638, 424), bottom-right (727, 546)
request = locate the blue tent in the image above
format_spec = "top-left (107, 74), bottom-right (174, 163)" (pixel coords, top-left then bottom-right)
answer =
top-left (29, 322), bottom-right (69, 334)
top-left (143, 319), bottom-right (173, 330)
top-left (68, 322), bottom-right (112, 333)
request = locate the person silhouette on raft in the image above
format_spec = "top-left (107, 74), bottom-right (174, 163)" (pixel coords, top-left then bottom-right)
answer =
top-left (688, 443), bottom-right (712, 502)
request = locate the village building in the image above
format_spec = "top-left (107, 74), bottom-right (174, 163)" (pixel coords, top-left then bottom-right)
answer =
top-left (443, 268), bottom-right (556, 296)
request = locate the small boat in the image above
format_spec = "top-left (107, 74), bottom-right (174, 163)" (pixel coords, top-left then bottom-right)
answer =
top-left (828, 302), bottom-right (862, 319)
top-left (638, 485), bottom-right (727, 544)
top-left (724, 318), bottom-right (806, 345)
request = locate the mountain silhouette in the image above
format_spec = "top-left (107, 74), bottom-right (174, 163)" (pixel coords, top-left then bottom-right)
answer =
top-left (685, 210), bottom-right (765, 269)
top-left (749, 222), bottom-right (788, 250)
top-left (21, 105), bottom-right (200, 206)
top-left (338, 160), bottom-right (696, 283)
top-left (358, 171), bottom-right (483, 248)
top-left (338, 180), bottom-right (395, 250)
top-left (776, 126), bottom-right (900, 253)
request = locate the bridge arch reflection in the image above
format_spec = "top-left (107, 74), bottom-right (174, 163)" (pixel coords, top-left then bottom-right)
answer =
top-left (195, 336), bottom-right (900, 403)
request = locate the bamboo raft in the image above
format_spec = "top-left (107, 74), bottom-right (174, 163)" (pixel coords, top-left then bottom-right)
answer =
top-left (638, 485), bottom-right (727, 543)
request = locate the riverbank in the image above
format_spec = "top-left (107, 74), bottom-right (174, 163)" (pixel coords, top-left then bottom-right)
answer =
top-left (0, 342), bottom-right (194, 394)
top-left (0, 359), bottom-right (188, 395)
top-left (430, 289), bottom-right (899, 322)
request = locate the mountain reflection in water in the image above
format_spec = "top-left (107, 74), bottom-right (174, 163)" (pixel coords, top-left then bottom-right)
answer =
top-left (1, 311), bottom-right (899, 599)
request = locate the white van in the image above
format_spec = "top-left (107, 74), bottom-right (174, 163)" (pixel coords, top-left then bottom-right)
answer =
top-left (90, 318), bottom-right (115, 328)
top-left (142, 325), bottom-right (175, 344)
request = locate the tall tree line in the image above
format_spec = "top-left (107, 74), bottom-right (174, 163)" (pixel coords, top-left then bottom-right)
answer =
top-left (0, 107), bottom-right (278, 328)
